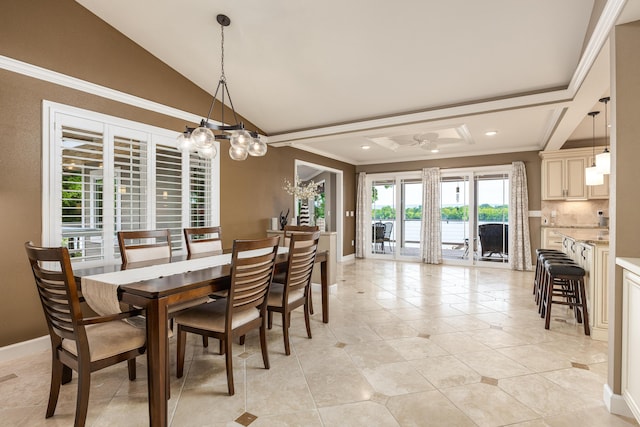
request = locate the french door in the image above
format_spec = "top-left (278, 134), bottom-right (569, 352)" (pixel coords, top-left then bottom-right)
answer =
top-left (441, 166), bottom-right (511, 266)
top-left (368, 173), bottom-right (422, 260)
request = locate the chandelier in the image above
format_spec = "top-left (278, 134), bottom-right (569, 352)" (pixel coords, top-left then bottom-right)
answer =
top-left (176, 14), bottom-right (267, 161)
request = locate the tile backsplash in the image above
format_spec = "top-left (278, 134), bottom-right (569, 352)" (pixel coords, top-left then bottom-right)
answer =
top-left (541, 200), bottom-right (609, 227)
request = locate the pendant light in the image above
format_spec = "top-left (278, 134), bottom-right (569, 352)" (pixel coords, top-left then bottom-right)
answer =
top-left (176, 14), bottom-right (267, 160)
top-left (585, 111), bottom-right (604, 186)
top-left (596, 97), bottom-right (611, 174)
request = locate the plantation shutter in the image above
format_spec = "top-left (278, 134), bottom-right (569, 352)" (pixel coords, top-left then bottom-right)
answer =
top-left (189, 153), bottom-right (212, 228)
top-left (155, 140), bottom-right (183, 252)
top-left (60, 122), bottom-right (106, 263)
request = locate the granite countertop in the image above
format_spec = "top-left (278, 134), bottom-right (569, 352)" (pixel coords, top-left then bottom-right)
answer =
top-left (553, 229), bottom-right (609, 245)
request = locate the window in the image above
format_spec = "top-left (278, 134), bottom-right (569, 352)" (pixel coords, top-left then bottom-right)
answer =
top-left (43, 102), bottom-right (220, 266)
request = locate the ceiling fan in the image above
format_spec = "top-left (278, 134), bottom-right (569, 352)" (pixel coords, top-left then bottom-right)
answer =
top-left (406, 132), bottom-right (465, 152)
top-left (367, 128), bottom-right (469, 153)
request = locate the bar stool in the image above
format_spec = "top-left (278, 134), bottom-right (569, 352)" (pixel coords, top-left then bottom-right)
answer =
top-left (534, 250), bottom-right (572, 308)
top-left (533, 249), bottom-right (566, 298)
top-left (541, 260), bottom-right (590, 335)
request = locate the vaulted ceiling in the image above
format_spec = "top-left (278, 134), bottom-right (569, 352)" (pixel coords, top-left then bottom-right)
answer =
top-left (76, 0), bottom-right (640, 165)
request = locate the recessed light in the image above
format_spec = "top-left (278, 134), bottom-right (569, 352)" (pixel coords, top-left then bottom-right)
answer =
top-left (485, 130), bottom-right (498, 136)
top-left (430, 148), bottom-right (439, 153)
top-left (361, 145), bottom-right (371, 150)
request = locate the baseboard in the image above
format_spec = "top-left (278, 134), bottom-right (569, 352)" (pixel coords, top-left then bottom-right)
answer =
top-left (341, 254), bottom-right (355, 263)
top-left (0, 335), bottom-right (49, 363)
top-left (311, 282), bottom-right (337, 292)
top-left (604, 383), bottom-right (635, 419)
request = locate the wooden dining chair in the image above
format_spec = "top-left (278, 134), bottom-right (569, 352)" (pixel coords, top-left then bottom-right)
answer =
top-left (281, 224), bottom-right (319, 313)
top-left (184, 226), bottom-right (223, 258)
top-left (267, 231), bottom-right (321, 355)
top-left (174, 236), bottom-right (280, 395)
top-left (117, 229), bottom-right (172, 265)
top-left (118, 228), bottom-right (210, 344)
top-left (24, 242), bottom-right (146, 427)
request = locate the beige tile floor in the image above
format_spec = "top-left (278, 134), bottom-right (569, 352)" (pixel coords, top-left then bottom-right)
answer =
top-left (1, 259), bottom-right (638, 426)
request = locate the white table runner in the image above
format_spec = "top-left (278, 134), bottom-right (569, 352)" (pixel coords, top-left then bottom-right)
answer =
top-left (81, 247), bottom-right (287, 316)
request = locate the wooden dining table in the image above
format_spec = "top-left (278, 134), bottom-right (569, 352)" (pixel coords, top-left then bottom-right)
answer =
top-left (74, 250), bottom-right (329, 427)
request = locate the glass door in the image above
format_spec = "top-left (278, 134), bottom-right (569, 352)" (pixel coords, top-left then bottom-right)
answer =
top-left (400, 178), bottom-right (422, 257)
top-left (475, 172), bottom-right (509, 265)
top-left (440, 175), bottom-right (472, 262)
top-left (368, 173), bottom-right (422, 259)
top-left (371, 179), bottom-right (396, 256)
top-left (441, 167), bottom-right (511, 266)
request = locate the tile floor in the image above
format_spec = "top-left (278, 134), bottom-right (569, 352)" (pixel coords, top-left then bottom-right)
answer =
top-left (1, 259), bottom-right (638, 426)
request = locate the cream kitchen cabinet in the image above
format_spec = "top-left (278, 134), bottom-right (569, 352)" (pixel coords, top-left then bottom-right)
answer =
top-left (540, 147), bottom-right (608, 200)
top-left (561, 234), bottom-right (610, 341)
top-left (542, 156), bottom-right (587, 200)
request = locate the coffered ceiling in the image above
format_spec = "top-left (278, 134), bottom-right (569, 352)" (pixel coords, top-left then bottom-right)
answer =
top-left (76, 0), bottom-right (640, 165)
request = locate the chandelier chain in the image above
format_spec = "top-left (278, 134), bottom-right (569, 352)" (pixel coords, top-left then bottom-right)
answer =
top-left (220, 23), bottom-right (226, 82)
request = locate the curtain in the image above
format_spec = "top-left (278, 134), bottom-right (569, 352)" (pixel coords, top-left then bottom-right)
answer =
top-left (510, 161), bottom-right (533, 270)
top-left (421, 167), bottom-right (442, 264)
top-left (355, 172), bottom-right (368, 258)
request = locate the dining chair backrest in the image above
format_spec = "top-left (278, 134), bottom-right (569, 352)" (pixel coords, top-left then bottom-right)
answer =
top-left (226, 236), bottom-right (280, 326)
top-left (284, 231), bottom-right (321, 298)
top-left (283, 225), bottom-right (319, 247)
top-left (25, 242), bottom-right (83, 342)
top-left (183, 226), bottom-right (223, 257)
top-left (117, 229), bottom-right (171, 265)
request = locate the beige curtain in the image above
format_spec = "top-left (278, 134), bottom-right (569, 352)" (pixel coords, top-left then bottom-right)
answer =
top-left (510, 161), bottom-right (533, 270)
top-left (421, 167), bottom-right (442, 264)
top-left (355, 172), bottom-right (368, 258)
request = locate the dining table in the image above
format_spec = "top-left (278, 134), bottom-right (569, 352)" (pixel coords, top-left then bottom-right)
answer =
top-left (73, 249), bottom-right (329, 427)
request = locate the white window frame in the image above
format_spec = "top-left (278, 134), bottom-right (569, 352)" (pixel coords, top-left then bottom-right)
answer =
top-left (42, 101), bottom-right (220, 266)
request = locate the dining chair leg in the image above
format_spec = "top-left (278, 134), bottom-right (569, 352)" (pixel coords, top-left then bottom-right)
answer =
top-left (219, 340), bottom-right (224, 355)
top-left (75, 363), bottom-right (91, 427)
top-left (239, 335), bottom-right (245, 345)
top-left (304, 301), bottom-right (312, 339)
top-left (224, 335), bottom-right (235, 396)
top-left (127, 359), bottom-right (137, 381)
top-left (268, 311), bottom-right (273, 329)
top-left (176, 328), bottom-right (186, 378)
top-left (260, 322), bottom-right (270, 369)
top-left (202, 336), bottom-right (209, 348)
top-left (282, 310), bottom-right (291, 355)
top-left (308, 291), bottom-right (314, 315)
top-left (62, 364), bottom-right (73, 384)
top-left (46, 357), bottom-right (63, 418)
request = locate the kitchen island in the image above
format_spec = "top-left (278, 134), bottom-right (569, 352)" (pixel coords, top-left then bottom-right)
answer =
top-left (551, 229), bottom-right (609, 341)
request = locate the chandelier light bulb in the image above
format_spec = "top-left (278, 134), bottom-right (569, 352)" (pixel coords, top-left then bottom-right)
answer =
top-left (248, 139), bottom-right (267, 157)
top-left (176, 133), bottom-right (194, 152)
top-left (230, 130), bottom-right (252, 149)
top-left (229, 145), bottom-right (248, 161)
top-left (197, 145), bottom-right (217, 160)
top-left (191, 127), bottom-right (215, 149)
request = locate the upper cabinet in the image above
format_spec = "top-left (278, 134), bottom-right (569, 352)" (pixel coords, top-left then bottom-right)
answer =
top-left (540, 147), bottom-right (609, 200)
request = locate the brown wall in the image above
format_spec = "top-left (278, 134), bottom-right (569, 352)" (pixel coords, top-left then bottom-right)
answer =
top-left (356, 151), bottom-right (543, 253)
top-left (0, 0), bottom-right (355, 346)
